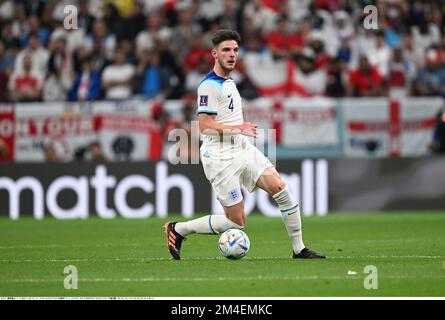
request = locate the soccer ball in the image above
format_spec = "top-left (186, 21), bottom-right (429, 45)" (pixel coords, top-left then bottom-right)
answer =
top-left (218, 229), bottom-right (250, 260)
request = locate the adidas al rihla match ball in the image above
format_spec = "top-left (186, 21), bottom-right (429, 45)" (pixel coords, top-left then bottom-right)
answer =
top-left (218, 229), bottom-right (250, 260)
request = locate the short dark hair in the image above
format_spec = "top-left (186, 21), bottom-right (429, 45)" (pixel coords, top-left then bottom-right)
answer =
top-left (211, 29), bottom-right (241, 47)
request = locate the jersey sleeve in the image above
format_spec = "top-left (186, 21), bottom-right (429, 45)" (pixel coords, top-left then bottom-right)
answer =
top-left (197, 82), bottom-right (220, 115)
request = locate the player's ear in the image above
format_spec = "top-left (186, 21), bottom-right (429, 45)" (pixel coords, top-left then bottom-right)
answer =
top-left (211, 48), bottom-right (217, 59)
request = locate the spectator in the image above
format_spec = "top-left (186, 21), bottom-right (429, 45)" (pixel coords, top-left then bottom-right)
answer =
top-left (384, 4), bottom-right (406, 49)
top-left (303, 2), bottom-right (327, 30)
top-left (133, 49), bottom-right (172, 99)
top-left (89, 39), bottom-right (111, 73)
top-left (265, 14), bottom-right (303, 60)
top-left (308, 31), bottom-right (330, 69)
top-left (13, 32), bottom-right (49, 77)
top-left (47, 35), bottom-right (73, 87)
top-left (69, 56), bottom-right (102, 101)
top-left (413, 49), bottom-right (445, 97)
top-left (120, 39), bottom-right (137, 65)
top-left (77, 0), bottom-right (96, 35)
top-left (135, 11), bottom-right (172, 56)
top-left (216, 0), bottom-right (238, 31)
top-left (387, 47), bottom-right (416, 99)
top-left (411, 15), bottom-right (441, 59)
top-left (329, 10), bottom-right (355, 58)
top-left (182, 34), bottom-right (211, 73)
top-left (428, 103), bottom-right (445, 154)
top-left (89, 141), bottom-right (108, 162)
top-left (243, 0), bottom-right (277, 35)
top-left (8, 54), bottom-right (43, 102)
top-left (121, 0), bottom-right (146, 40)
top-left (325, 57), bottom-right (346, 97)
top-left (366, 31), bottom-right (392, 78)
top-left (292, 47), bottom-right (327, 96)
top-left (21, 0), bottom-right (46, 17)
top-left (74, 146), bottom-right (88, 161)
top-left (169, 2), bottom-right (202, 63)
top-left (0, 138), bottom-right (11, 161)
top-left (44, 143), bottom-right (61, 162)
top-left (102, 48), bottom-right (135, 100)
top-left (85, 20), bottom-right (117, 61)
top-left (347, 55), bottom-right (384, 97)
top-left (401, 34), bottom-right (421, 72)
top-left (49, 20), bottom-right (87, 54)
top-left (0, 40), bottom-right (15, 101)
top-left (42, 68), bottom-right (71, 101)
top-left (20, 14), bottom-right (50, 48)
top-left (1, 20), bottom-right (21, 50)
top-left (102, 3), bottom-right (125, 39)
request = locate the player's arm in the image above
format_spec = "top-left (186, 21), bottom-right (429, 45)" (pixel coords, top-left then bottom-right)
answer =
top-left (198, 113), bottom-right (257, 137)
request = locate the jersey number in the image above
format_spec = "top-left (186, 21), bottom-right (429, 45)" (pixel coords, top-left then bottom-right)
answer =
top-left (228, 98), bottom-right (234, 112)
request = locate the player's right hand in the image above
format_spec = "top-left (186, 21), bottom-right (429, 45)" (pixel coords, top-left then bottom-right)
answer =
top-left (238, 122), bottom-right (258, 137)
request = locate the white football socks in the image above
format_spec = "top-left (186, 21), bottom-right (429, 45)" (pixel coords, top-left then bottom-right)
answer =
top-left (272, 185), bottom-right (305, 254)
top-left (174, 215), bottom-right (243, 237)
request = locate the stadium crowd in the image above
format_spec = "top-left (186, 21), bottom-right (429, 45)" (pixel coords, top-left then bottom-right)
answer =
top-left (1, 0), bottom-right (445, 103)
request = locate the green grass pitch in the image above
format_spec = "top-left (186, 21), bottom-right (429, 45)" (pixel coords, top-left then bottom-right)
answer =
top-left (0, 213), bottom-right (444, 297)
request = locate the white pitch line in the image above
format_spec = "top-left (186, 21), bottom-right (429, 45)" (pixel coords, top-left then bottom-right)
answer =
top-left (0, 255), bottom-right (443, 264)
top-left (0, 239), bottom-right (435, 249)
top-left (0, 244), bottom-right (149, 249)
top-left (2, 274), bottom-right (445, 284)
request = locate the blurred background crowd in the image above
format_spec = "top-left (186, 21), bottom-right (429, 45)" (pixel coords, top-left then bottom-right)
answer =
top-left (2, 0), bottom-right (445, 103)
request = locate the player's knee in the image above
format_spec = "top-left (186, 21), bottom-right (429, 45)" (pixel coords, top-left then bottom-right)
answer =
top-left (270, 178), bottom-right (286, 195)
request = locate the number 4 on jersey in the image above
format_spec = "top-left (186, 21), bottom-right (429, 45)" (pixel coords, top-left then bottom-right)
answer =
top-left (228, 98), bottom-right (234, 112)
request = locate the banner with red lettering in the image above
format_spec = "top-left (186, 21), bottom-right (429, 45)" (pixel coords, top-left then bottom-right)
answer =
top-left (13, 103), bottom-right (96, 161)
top-left (8, 101), bottom-right (161, 162)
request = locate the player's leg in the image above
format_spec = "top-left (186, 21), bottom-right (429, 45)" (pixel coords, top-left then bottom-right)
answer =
top-left (223, 201), bottom-right (246, 227)
top-left (174, 203), bottom-right (244, 237)
top-left (164, 205), bottom-right (244, 260)
top-left (255, 167), bottom-right (304, 252)
top-left (164, 158), bottom-right (244, 260)
top-left (174, 174), bottom-right (245, 237)
top-left (256, 167), bottom-right (325, 259)
top-left (164, 211), bottom-right (243, 260)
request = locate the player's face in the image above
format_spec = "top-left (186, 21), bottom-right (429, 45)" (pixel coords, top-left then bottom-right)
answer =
top-left (213, 40), bottom-right (239, 72)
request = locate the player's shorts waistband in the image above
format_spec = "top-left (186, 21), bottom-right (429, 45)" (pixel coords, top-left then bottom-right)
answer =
top-left (207, 135), bottom-right (248, 148)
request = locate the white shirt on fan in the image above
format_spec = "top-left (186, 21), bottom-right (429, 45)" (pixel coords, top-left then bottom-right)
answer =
top-left (102, 63), bottom-right (134, 99)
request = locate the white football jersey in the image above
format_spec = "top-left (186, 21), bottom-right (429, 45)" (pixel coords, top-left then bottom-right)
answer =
top-left (197, 70), bottom-right (248, 159)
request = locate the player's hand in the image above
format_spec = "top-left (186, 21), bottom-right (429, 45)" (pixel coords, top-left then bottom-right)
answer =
top-left (238, 122), bottom-right (258, 137)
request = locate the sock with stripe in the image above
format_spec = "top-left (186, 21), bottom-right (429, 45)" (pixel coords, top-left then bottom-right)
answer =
top-left (174, 215), bottom-right (243, 237)
top-left (272, 185), bottom-right (305, 254)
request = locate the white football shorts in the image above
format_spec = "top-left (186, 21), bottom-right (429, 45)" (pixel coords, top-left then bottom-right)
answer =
top-left (201, 140), bottom-right (274, 207)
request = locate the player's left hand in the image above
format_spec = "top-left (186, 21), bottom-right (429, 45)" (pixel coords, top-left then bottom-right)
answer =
top-left (239, 122), bottom-right (258, 137)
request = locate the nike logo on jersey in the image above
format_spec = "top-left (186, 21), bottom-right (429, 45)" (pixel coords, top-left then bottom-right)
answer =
top-left (227, 94), bottom-right (232, 98)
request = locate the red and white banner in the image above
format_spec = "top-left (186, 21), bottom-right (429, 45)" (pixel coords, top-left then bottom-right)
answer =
top-left (93, 101), bottom-right (162, 161)
top-left (343, 98), bottom-right (441, 157)
top-left (0, 98), bottom-right (441, 161)
top-left (0, 105), bottom-right (15, 161)
top-left (244, 97), bottom-right (339, 147)
top-left (1, 101), bottom-right (163, 162)
top-left (243, 54), bottom-right (325, 97)
top-left (13, 103), bottom-right (97, 161)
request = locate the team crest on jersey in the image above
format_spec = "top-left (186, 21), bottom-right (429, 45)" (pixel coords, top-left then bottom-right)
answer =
top-left (229, 189), bottom-right (239, 201)
top-left (199, 95), bottom-right (208, 106)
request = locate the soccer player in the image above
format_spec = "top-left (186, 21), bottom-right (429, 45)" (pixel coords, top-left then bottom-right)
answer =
top-left (164, 29), bottom-right (325, 260)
